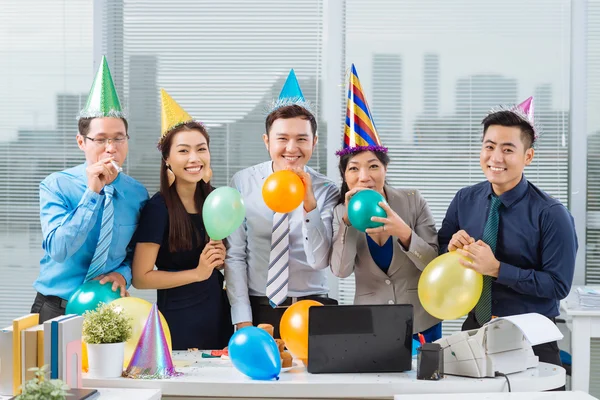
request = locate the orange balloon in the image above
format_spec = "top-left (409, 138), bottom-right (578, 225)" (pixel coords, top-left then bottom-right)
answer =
top-left (82, 341), bottom-right (88, 372)
top-left (262, 170), bottom-right (305, 213)
top-left (280, 300), bottom-right (323, 360)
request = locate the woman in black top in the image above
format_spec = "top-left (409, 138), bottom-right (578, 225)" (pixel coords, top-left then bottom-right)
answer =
top-left (132, 101), bottom-right (232, 350)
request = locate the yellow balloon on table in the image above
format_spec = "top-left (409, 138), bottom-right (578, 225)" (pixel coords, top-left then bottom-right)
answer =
top-left (418, 251), bottom-right (483, 320)
top-left (280, 300), bottom-right (323, 363)
top-left (110, 297), bottom-right (173, 368)
top-left (82, 341), bottom-right (88, 372)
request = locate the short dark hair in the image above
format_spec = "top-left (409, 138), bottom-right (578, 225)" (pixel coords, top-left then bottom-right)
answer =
top-left (265, 105), bottom-right (317, 137)
top-left (481, 111), bottom-right (535, 149)
top-left (338, 150), bottom-right (390, 204)
top-left (78, 117), bottom-right (129, 136)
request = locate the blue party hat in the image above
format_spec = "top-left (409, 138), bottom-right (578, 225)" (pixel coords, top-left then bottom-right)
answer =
top-left (268, 69), bottom-right (312, 113)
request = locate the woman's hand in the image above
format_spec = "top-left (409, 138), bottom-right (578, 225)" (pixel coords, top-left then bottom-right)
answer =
top-left (196, 240), bottom-right (226, 281)
top-left (342, 187), bottom-right (366, 226)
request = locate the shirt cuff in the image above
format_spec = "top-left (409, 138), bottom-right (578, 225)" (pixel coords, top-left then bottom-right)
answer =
top-left (303, 207), bottom-right (322, 230)
top-left (80, 188), bottom-right (104, 211)
top-left (231, 302), bottom-right (253, 325)
top-left (496, 262), bottom-right (520, 286)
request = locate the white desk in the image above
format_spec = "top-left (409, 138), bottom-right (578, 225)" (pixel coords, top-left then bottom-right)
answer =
top-left (0, 387), bottom-right (161, 400)
top-left (560, 286), bottom-right (600, 393)
top-left (394, 391), bottom-right (598, 400)
top-left (82, 351), bottom-right (565, 399)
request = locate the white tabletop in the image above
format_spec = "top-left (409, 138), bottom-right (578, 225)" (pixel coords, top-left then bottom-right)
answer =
top-left (0, 387), bottom-right (161, 400)
top-left (82, 351), bottom-right (565, 399)
top-left (394, 392), bottom-right (598, 400)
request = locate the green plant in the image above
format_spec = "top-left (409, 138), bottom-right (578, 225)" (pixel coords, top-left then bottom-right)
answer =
top-left (82, 302), bottom-right (132, 344)
top-left (16, 365), bottom-right (69, 400)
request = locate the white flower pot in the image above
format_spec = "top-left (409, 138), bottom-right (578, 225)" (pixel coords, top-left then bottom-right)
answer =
top-left (87, 342), bottom-right (125, 378)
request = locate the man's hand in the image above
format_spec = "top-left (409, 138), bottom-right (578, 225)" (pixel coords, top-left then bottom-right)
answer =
top-left (457, 240), bottom-right (501, 277)
top-left (289, 167), bottom-right (317, 213)
top-left (87, 158), bottom-right (119, 194)
top-left (96, 272), bottom-right (129, 297)
top-left (448, 229), bottom-right (475, 251)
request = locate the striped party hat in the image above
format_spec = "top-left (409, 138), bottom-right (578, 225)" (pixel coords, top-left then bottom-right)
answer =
top-left (336, 64), bottom-right (387, 156)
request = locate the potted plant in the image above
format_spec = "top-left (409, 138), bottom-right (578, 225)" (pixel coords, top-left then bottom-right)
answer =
top-left (83, 302), bottom-right (132, 378)
top-left (14, 365), bottom-right (69, 400)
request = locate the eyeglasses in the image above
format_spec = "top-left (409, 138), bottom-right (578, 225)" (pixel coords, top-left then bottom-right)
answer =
top-left (84, 134), bottom-right (130, 146)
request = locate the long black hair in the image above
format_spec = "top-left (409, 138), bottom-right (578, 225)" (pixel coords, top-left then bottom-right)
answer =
top-left (158, 121), bottom-right (213, 252)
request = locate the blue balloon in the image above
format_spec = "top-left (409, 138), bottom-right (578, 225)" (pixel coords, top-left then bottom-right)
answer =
top-left (412, 339), bottom-right (420, 356)
top-left (228, 327), bottom-right (281, 380)
top-left (347, 189), bottom-right (386, 232)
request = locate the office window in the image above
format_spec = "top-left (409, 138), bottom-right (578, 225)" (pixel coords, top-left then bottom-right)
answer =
top-left (339, 0), bottom-right (571, 337)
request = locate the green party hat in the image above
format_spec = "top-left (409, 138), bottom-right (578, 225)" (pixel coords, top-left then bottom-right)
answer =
top-left (78, 56), bottom-right (124, 119)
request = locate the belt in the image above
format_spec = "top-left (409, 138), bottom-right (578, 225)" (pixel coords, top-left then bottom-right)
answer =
top-left (251, 294), bottom-right (329, 307)
top-left (36, 292), bottom-right (68, 309)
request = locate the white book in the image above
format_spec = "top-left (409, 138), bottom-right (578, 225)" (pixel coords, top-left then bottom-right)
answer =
top-left (0, 325), bottom-right (13, 396)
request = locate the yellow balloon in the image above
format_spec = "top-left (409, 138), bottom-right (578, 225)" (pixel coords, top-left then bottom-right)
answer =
top-left (418, 252), bottom-right (483, 320)
top-left (82, 341), bottom-right (88, 372)
top-left (110, 297), bottom-right (172, 368)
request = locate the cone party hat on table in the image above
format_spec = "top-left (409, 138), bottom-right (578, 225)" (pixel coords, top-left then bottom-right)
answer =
top-left (336, 64), bottom-right (387, 156)
top-left (78, 56), bottom-right (124, 119)
top-left (123, 303), bottom-right (182, 379)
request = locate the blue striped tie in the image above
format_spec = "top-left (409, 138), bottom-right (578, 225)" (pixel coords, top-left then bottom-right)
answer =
top-left (85, 185), bottom-right (115, 282)
top-left (266, 212), bottom-right (290, 308)
top-left (474, 195), bottom-right (502, 325)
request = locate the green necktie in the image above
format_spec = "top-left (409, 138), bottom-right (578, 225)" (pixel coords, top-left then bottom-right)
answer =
top-left (474, 195), bottom-right (502, 325)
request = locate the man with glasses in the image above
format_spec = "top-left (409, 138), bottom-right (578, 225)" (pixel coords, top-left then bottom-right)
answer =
top-left (31, 56), bottom-right (149, 323)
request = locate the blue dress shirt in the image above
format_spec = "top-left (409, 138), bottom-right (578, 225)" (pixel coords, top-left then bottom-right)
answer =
top-left (438, 175), bottom-right (578, 318)
top-left (366, 236), bottom-right (393, 274)
top-left (34, 163), bottom-right (148, 300)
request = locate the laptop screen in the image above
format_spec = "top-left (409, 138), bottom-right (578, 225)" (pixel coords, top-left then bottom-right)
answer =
top-left (307, 304), bottom-right (414, 373)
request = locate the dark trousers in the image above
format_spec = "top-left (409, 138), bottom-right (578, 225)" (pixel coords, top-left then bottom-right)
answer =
top-left (31, 292), bottom-right (67, 324)
top-left (249, 295), bottom-right (338, 338)
top-left (462, 312), bottom-right (565, 391)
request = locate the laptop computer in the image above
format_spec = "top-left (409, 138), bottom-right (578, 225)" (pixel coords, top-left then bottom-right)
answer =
top-left (307, 304), bottom-right (413, 373)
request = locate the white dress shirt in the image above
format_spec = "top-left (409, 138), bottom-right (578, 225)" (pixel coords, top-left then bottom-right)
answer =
top-left (225, 161), bottom-right (340, 324)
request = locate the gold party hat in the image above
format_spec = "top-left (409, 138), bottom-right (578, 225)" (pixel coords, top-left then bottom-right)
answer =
top-left (160, 89), bottom-right (193, 137)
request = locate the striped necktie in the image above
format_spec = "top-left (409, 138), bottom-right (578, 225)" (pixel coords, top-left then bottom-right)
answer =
top-left (85, 185), bottom-right (115, 282)
top-left (474, 195), bottom-right (502, 325)
top-left (266, 212), bottom-right (290, 308)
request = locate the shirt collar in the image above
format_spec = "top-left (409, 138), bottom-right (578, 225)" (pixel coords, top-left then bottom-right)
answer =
top-left (260, 161), bottom-right (309, 179)
top-left (485, 174), bottom-right (528, 208)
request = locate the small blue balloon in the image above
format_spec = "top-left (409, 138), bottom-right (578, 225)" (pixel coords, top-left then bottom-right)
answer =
top-left (228, 327), bottom-right (281, 380)
top-left (347, 189), bottom-right (387, 232)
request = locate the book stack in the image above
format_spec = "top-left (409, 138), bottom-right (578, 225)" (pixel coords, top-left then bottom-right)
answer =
top-left (0, 313), bottom-right (83, 396)
top-left (577, 287), bottom-right (600, 308)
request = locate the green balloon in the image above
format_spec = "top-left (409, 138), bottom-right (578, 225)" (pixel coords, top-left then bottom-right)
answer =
top-left (347, 189), bottom-right (387, 232)
top-left (203, 187), bottom-right (246, 240)
top-left (65, 280), bottom-right (122, 315)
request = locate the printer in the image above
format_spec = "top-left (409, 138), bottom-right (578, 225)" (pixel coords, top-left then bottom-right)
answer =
top-left (435, 313), bottom-right (563, 378)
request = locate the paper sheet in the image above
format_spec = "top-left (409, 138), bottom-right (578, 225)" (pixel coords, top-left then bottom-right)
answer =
top-left (485, 313), bottom-right (563, 346)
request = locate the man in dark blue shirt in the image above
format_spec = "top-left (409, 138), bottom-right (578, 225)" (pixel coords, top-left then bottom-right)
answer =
top-left (438, 97), bottom-right (578, 369)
